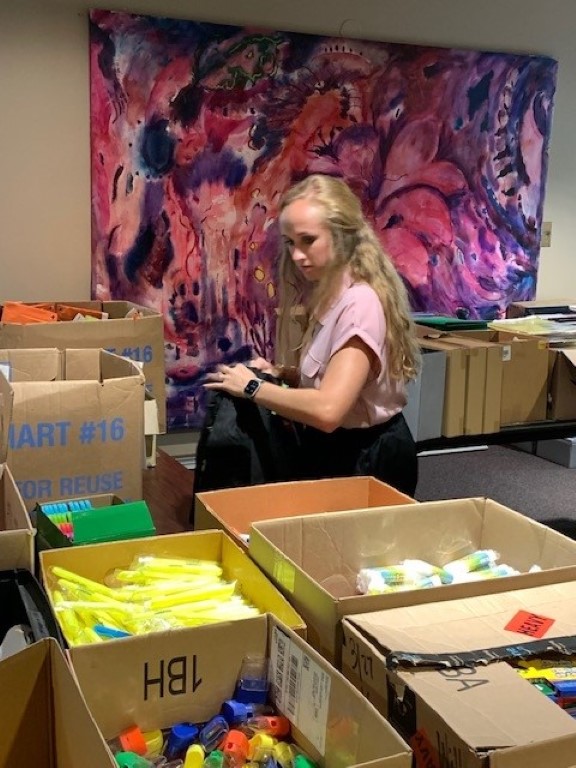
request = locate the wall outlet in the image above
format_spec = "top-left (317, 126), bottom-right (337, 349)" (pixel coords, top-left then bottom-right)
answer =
top-left (541, 221), bottom-right (552, 248)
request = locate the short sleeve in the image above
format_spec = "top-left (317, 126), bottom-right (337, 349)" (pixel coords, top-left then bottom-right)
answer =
top-left (330, 284), bottom-right (386, 373)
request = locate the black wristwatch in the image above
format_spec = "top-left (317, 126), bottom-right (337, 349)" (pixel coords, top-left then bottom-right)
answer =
top-left (243, 378), bottom-right (262, 399)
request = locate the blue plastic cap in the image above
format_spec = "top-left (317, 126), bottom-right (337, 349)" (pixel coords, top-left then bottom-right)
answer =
top-left (221, 699), bottom-right (249, 725)
top-left (164, 722), bottom-right (199, 759)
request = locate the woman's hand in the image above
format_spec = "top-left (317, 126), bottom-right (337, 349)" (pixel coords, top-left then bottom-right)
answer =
top-left (203, 363), bottom-right (257, 398)
top-left (249, 357), bottom-right (280, 377)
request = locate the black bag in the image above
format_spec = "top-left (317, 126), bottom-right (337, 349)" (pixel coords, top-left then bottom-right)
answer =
top-left (190, 372), bottom-right (301, 524)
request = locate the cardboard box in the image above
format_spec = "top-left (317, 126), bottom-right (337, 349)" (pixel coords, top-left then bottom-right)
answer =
top-left (418, 338), bottom-right (467, 437)
top-left (507, 299), bottom-right (576, 318)
top-left (0, 299), bottom-right (167, 431)
top-left (0, 371), bottom-right (35, 572)
top-left (536, 437), bottom-right (576, 468)
top-left (548, 347), bottom-right (576, 421)
top-left (249, 498), bottom-right (576, 665)
top-left (440, 334), bottom-right (503, 434)
top-left (0, 637), bottom-right (115, 768)
top-left (0, 465), bottom-right (35, 572)
top-left (417, 327), bottom-right (503, 435)
top-left (40, 529), bottom-right (306, 652)
top-left (341, 580), bottom-right (576, 767)
top-left (404, 347), bottom-right (446, 442)
top-left (71, 614), bottom-right (412, 768)
top-left (1, 348), bottom-right (146, 510)
top-left (455, 330), bottom-right (548, 425)
top-left (194, 476), bottom-right (417, 550)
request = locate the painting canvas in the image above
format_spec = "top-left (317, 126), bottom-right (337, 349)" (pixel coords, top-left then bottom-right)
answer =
top-left (89, 11), bottom-right (558, 429)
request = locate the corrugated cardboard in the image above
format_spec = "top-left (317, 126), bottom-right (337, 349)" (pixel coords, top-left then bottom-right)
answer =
top-left (439, 334), bottom-right (503, 434)
top-left (39, 530), bottom-right (306, 651)
top-left (0, 299), bottom-right (166, 431)
top-left (455, 330), bottom-right (548, 425)
top-left (194, 476), bottom-right (417, 550)
top-left (0, 465), bottom-right (35, 572)
top-left (416, 327), bottom-right (503, 434)
top-left (547, 347), bottom-right (576, 421)
top-left (1, 348), bottom-right (145, 510)
top-left (70, 614), bottom-right (412, 768)
top-left (0, 370), bottom-right (34, 572)
top-left (417, 338), bottom-right (467, 437)
top-left (404, 347), bottom-right (446, 442)
top-left (249, 498), bottom-right (576, 666)
top-left (0, 637), bottom-right (115, 768)
top-left (341, 581), bottom-right (576, 767)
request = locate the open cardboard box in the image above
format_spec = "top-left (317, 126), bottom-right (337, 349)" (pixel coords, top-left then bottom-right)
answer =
top-left (249, 498), bottom-right (576, 666)
top-left (39, 530), bottom-right (306, 658)
top-left (0, 299), bottom-right (167, 431)
top-left (0, 638), bottom-right (115, 768)
top-left (71, 614), bottom-right (412, 768)
top-left (194, 476), bottom-right (417, 550)
top-left (0, 348), bottom-right (146, 509)
top-left (341, 580), bottom-right (576, 768)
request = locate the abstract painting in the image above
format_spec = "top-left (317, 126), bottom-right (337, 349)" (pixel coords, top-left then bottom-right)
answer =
top-left (89, 11), bottom-right (558, 428)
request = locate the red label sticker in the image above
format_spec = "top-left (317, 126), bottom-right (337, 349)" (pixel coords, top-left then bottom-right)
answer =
top-left (505, 610), bottom-right (555, 638)
top-left (410, 728), bottom-right (440, 768)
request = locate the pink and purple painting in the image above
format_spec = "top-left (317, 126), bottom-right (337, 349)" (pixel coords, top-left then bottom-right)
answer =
top-left (90, 11), bottom-right (557, 428)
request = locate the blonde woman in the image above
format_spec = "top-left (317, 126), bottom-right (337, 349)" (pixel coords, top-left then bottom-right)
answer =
top-left (204, 174), bottom-right (421, 495)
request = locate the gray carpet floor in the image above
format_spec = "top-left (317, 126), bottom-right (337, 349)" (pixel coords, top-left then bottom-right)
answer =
top-left (415, 444), bottom-right (576, 531)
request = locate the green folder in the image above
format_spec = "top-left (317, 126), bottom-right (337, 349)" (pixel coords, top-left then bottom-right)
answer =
top-left (413, 315), bottom-right (488, 331)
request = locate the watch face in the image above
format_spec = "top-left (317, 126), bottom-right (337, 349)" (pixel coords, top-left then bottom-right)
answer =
top-left (244, 378), bottom-right (261, 398)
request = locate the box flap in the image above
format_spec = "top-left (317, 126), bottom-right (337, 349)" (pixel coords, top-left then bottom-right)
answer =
top-left (0, 370), bottom-right (13, 463)
top-left (346, 580), bottom-right (576, 669)
top-left (392, 661), bottom-right (576, 752)
top-left (0, 347), bottom-right (62, 381)
top-left (0, 639), bottom-right (52, 766)
top-left (559, 348), bottom-right (576, 368)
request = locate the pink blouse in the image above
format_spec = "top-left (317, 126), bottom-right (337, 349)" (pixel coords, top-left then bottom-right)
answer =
top-left (299, 276), bottom-right (407, 428)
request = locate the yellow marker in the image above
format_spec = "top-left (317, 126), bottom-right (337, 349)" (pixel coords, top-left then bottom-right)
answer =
top-left (133, 555), bottom-right (223, 577)
top-left (146, 581), bottom-right (236, 610)
top-left (51, 566), bottom-right (118, 599)
top-left (52, 590), bottom-right (84, 644)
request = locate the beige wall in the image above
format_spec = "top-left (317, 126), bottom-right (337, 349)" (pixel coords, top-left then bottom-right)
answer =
top-left (1, 0), bottom-right (574, 302)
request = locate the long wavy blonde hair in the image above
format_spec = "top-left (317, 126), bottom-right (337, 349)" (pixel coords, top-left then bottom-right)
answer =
top-left (275, 174), bottom-right (420, 381)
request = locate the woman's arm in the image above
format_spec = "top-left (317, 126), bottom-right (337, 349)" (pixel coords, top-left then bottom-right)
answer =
top-left (205, 336), bottom-right (374, 432)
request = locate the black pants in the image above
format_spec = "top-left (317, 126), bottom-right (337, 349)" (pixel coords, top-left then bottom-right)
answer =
top-left (297, 412), bottom-right (418, 497)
